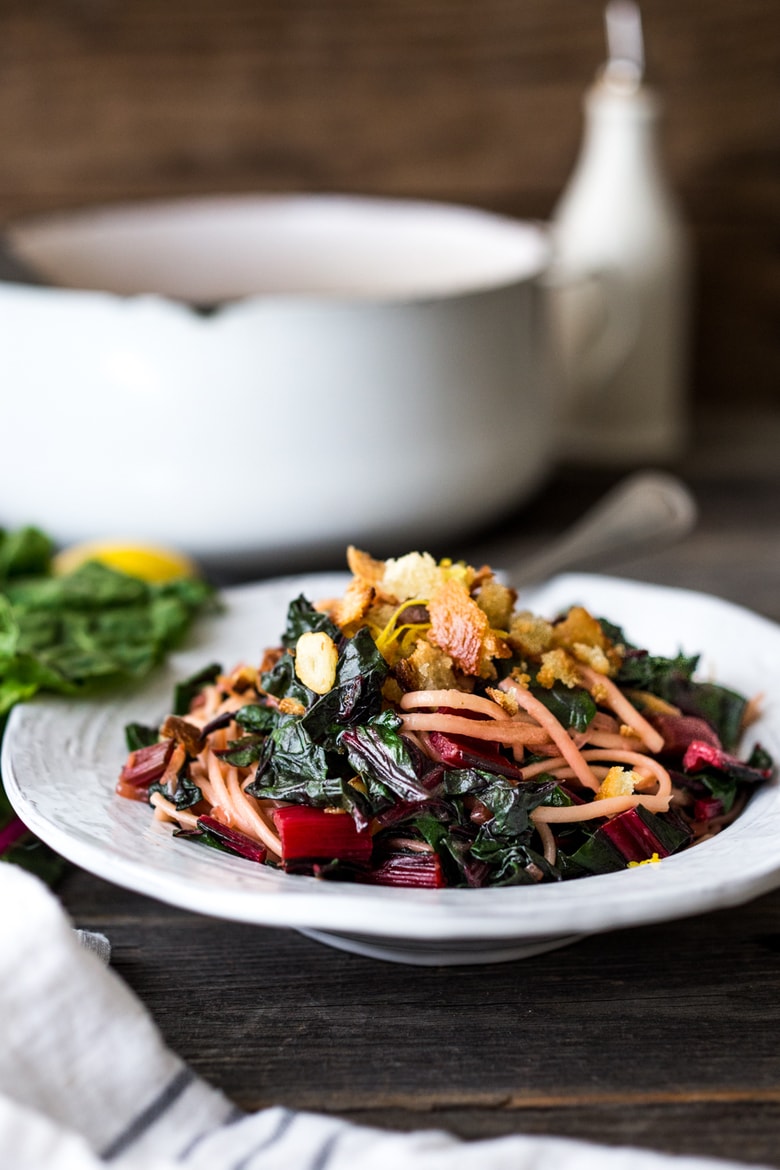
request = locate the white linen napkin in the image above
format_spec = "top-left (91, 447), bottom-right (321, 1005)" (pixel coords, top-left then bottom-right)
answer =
top-left (0, 862), bottom-right (769, 1170)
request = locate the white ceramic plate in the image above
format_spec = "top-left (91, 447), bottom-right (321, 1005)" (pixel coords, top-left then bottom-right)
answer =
top-left (4, 573), bottom-right (780, 966)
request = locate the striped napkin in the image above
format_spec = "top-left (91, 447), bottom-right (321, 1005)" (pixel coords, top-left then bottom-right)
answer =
top-left (0, 862), bottom-right (767, 1170)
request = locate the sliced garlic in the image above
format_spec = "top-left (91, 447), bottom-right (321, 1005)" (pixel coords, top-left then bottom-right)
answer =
top-left (294, 631), bottom-right (339, 695)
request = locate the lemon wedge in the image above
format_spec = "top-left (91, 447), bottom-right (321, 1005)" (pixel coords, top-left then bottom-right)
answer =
top-left (52, 540), bottom-right (198, 584)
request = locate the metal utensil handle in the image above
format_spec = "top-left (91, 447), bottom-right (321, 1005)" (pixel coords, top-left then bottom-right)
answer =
top-left (508, 470), bottom-right (697, 589)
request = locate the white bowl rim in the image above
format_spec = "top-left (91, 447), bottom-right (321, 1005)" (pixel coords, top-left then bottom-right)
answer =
top-left (3, 192), bottom-right (553, 306)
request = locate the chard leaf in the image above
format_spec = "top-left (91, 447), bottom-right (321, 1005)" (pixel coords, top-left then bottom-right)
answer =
top-left (696, 767), bottom-right (743, 814)
top-left (749, 745), bottom-right (774, 773)
top-left (267, 719), bottom-right (331, 785)
top-left (0, 526), bottom-right (53, 583)
top-left (469, 838), bottom-right (559, 885)
top-left (262, 652), bottom-right (312, 710)
top-left (247, 769), bottom-right (345, 808)
top-left (475, 776), bottom-right (557, 840)
top-left (615, 648), bottom-right (699, 693)
top-left (173, 662), bottom-right (222, 715)
top-left (247, 718), bottom-right (346, 808)
top-left (338, 711), bottom-right (430, 803)
top-left (0, 654), bottom-right (77, 716)
top-left (411, 815), bottom-right (488, 887)
top-left (540, 783), bottom-right (577, 807)
top-left (281, 595), bottom-right (340, 649)
top-left (615, 645), bottom-right (746, 749)
top-left (235, 704), bottom-right (277, 733)
top-left (413, 812), bottom-right (453, 852)
top-left (0, 596), bottom-right (20, 662)
top-left (124, 722), bottom-right (160, 751)
top-left (217, 734), bottom-right (267, 767)
top-left (216, 704), bottom-right (278, 767)
top-left (673, 681), bottom-right (746, 751)
top-left (7, 561), bottom-right (148, 611)
top-left (149, 773), bottom-right (203, 810)
top-left (531, 682), bottom-right (596, 732)
top-left (0, 528), bottom-right (215, 886)
top-left (302, 626), bottom-right (388, 738)
top-left (442, 768), bottom-right (492, 796)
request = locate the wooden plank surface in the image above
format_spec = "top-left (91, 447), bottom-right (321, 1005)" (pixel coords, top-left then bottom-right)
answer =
top-left (58, 872), bottom-right (780, 1165)
top-left (55, 451), bottom-right (780, 1168)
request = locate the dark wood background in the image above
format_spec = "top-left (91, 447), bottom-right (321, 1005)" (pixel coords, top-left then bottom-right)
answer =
top-left (0, 0), bottom-right (777, 411)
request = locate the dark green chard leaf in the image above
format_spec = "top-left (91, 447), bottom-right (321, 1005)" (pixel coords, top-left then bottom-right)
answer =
top-left (217, 735), bottom-right (268, 768)
top-left (149, 772), bottom-right (203, 810)
top-left (470, 835), bottom-right (559, 885)
top-left (173, 825), bottom-right (230, 854)
top-left (213, 703), bottom-right (280, 765)
top-left (613, 643), bottom-right (747, 749)
top-left (281, 595), bottom-right (340, 649)
top-left (442, 767), bottom-right (493, 796)
top-left (2, 563), bottom-right (215, 699)
top-left (0, 595), bottom-right (19, 662)
top-left (694, 768), bottom-right (739, 812)
top-left (267, 719), bottom-right (332, 784)
top-left (235, 704), bottom-right (277, 733)
top-left (478, 776), bottom-right (558, 839)
top-left (0, 650), bottom-right (74, 716)
top-left (530, 681), bottom-right (597, 732)
top-left (302, 627), bottom-right (388, 738)
top-left (261, 652), bottom-right (313, 711)
top-left (749, 745), bottom-right (774, 773)
top-left (597, 616), bottom-right (629, 647)
top-left (432, 772), bottom-right (562, 886)
top-left (0, 526), bottom-right (53, 583)
top-left (124, 722), bottom-right (160, 751)
top-left (410, 812), bottom-right (488, 887)
top-left (247, 718), bottom-right (346, 807)
top-left (561, 829), bottom-right (625, 876)
top-left (338, 710), bottom-right (431, 803)
top-left (615, 648), bottom-right (699, 693)
top-left (674, 681), bottom-right (747, 751)
top-left (173, 662), bottom-right (222, 715)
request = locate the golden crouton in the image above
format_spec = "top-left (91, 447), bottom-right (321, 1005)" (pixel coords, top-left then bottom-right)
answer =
top-left (331, 576), bottom-right (375, 631)
top-left (379, 551), bottom-right (445, 604)
top-left (597, 766), bottom-right (640, 800)
top-left (508, 611), bottom-right (555, 658)
top-left (485, 686), bottom-right (519, 715)
top-left (570, 640), bottom-right (612, 674)
top-left (553, 605), bottom-right (621, 674)
top-left (427, 578), bottom-right (510, 678)
top-left (394, 637), bottom-right (460, 692)
top-left (536, 648), bottom-right (581, 689)
top-left (474, 577), bottom-right (516, 631)
top-left (346, 545), bottom-right (386, 587)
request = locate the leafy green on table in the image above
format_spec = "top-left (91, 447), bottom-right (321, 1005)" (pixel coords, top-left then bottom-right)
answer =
top-left (0, 525), bottom-right (216, 883)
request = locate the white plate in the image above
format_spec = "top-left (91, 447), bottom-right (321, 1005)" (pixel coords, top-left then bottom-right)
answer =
top-left (4, 573), bottom-right (780, 966)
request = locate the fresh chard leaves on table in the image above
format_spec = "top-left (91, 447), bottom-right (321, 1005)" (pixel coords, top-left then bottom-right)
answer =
top-left (119, 548), bottom-right (775, 888)
top-left (0, 525), bottom-right (216, 884)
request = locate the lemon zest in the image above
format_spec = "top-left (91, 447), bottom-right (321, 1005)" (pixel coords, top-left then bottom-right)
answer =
top-left (627, 853), bottom-right (662, 868)
top-left (373, 597), bottom-right (429, 656)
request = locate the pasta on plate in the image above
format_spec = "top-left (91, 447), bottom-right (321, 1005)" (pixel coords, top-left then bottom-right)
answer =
top-left (117, 547), bottom-right (774, 888)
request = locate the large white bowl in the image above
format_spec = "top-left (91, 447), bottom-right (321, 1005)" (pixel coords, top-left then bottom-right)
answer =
top-left (4, 572), bottom-right (780, 966)
top-left (0, 194), bottom-right (555, 571)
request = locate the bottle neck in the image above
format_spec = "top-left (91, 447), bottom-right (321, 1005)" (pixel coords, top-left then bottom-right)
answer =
top-left (579, 83), bottom-right (662, 175)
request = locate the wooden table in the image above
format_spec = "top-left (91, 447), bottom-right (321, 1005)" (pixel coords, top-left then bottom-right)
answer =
top-left (57, 414), bottom-right (780, 1167)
